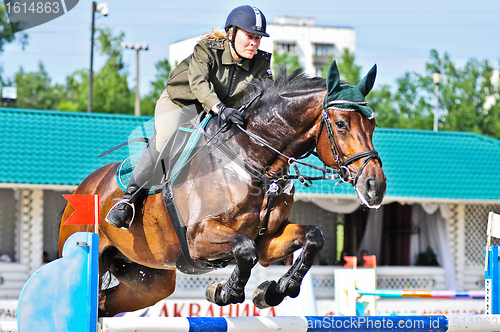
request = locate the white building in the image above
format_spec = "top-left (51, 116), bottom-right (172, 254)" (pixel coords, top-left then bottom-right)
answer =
top-left (169, 16), bottom-right (355, 77)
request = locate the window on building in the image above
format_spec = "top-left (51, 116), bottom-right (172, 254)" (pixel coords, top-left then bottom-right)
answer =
top-left (275, 42), bottom-right (297, 55)
top-left (0, 189), bottom-right (17, 262)
top-left (314, 43), bottom-right (335, 56)
top-left (315, 66), bottom-right (324, 77)
top-left (313, 44), bottom-right (336, 76)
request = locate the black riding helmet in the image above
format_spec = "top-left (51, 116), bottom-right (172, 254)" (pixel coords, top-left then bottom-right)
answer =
top-left (225, 5), bottom-right (269, 37)
top-left (225, 5), bottom-right (269, 61)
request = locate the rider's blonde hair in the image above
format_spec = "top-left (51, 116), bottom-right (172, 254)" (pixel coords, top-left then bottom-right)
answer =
top-left (201, 28), bottom-right (228, 41)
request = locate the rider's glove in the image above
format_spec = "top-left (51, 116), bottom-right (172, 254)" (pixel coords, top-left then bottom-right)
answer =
top-left (216, 103), bottom-right (245, 126)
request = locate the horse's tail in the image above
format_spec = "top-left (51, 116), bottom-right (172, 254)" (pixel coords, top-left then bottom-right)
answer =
top-left (56, 205), bottom-right (67, 258)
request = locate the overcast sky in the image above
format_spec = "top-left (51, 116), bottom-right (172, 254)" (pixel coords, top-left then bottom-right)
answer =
top-left (1, 0), bottom-right (499, 95)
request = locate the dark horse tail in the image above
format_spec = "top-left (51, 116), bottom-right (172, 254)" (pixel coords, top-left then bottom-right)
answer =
top-left (56, 206), bottom-right (66, 258)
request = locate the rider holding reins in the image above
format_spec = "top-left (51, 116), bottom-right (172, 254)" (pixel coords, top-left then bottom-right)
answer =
top-left (106, 5), bottom-right (272, 230)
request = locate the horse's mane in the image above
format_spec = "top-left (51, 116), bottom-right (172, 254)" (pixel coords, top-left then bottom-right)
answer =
top-left (240, 67), bottom-right (326, 107)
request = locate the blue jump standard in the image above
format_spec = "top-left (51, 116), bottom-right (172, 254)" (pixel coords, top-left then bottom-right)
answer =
top-left (16, 232), bottom-right (99, 332)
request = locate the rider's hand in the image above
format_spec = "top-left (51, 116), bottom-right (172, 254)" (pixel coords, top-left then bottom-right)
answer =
top-left (215, 103), bottom-right (244, 126)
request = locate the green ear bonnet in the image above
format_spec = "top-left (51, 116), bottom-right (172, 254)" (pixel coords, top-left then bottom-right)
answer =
top-left (323, 60), bottom-right (377, 120)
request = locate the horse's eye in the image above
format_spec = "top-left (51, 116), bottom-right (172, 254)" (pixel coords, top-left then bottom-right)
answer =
top-left (335, 121), bottom-right (347, 130)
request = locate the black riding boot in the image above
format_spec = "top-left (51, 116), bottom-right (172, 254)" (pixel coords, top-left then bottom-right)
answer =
top-left (105, 136), bottom-right (159, 229)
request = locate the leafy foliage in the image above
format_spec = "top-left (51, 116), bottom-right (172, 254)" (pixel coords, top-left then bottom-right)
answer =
top-left (0, 5), bottom-right (28, 84)
top-left (13, 62), bottom-right (62, 109)
top-left (367, 49), bottom-right (500, 139)
top-left (0, 5), bottom-right (28, 54)
top-left (69, 27), bottom-right (133, 114)
top-left (56, 28), bottom-right (139, 114)
top-left (272, 51), bottom-right (301, 75)
top-left (414, 247), bottom-right (439, 266)
top-left (57, 69), bottom-right (88, 111)
top-left (336, 48), bottom-right (361, 84)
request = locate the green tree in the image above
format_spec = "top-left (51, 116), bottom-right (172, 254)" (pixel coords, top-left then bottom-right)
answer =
top-left (59, 27), bottom-right (133, 113)
top-left (140, 59), bottom-right (172, 116)
top-left (14, 62), bottom-right (62, 109)
top-left (375, 49), bottom-right (500, 138)
top-left (335, 48), bottom-right (361, 84)
top-left (272, 51), bottom-right (301, 75)
top-left (58, 69), bottom-right (88, 111)
top-left (92, 27), bottom-right (133, 114)
top-left (0, 5), bottom-right (28, 52)
top-left (0, 5), bottom-right (28, 84)
top-left (365, 84), bottom-right (398, 127)
top-left (427, 50), bottom-right (500, 137)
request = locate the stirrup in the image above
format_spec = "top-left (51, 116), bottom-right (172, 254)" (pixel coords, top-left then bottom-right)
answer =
top-left (105, 199), bottom-right (136, 230)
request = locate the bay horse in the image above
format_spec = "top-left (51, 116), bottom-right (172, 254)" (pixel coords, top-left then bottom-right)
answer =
top-left (58, 61), bottom-right (386, 317)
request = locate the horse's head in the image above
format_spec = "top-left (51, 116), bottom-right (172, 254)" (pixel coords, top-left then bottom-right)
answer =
top-left (316, 61), bottom-right (386, 208)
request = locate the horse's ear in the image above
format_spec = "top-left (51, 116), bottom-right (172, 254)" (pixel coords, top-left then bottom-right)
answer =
top-left (326, 61), bottom-right (341, 96)
top-left (357, 64), bottom-right (377, 97)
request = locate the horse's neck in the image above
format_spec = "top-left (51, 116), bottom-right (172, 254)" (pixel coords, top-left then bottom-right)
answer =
top-left (237, 100), bottom-right (321, 174)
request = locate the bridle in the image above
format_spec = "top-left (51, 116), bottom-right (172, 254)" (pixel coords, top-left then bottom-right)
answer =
top-left (316, 103), bottom-right (382, 186)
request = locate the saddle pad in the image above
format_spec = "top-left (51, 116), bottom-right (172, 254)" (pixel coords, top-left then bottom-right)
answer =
top-left (116, 155), bottom-right (160, 194)
top-left (116, 115), bottom-right (212, 194)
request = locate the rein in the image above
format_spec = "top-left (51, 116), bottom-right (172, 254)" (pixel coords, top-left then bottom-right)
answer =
top-left (235, 123), bottom-right (339, 187)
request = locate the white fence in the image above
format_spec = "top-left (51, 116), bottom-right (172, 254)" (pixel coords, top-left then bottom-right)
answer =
top-left (171, 265), bottom-right (456, 300)
top-left (0, 262), bottom-right (483, 300)
top-left (0, 263), bottom-right (29, 299)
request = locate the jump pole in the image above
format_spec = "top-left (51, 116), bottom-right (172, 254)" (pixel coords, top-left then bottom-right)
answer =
top-left (356, 289), bottom-right (485, 299)
top-left (5, 315), bottom-right (500, 332)
top-left (98, 315), bottom-right (500, 332)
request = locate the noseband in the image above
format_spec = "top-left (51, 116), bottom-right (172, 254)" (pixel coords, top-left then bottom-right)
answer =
top-left (317, 108), bottom-right (382, 186)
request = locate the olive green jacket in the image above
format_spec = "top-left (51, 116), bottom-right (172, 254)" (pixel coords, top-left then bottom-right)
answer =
top-left (166, 38), bottom-right (271, 113)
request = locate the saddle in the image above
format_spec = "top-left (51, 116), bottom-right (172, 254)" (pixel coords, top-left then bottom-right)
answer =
top-left (116, 113), bottom-right (212, 194)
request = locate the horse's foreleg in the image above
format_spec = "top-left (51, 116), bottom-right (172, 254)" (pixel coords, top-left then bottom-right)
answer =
top-left (189, 222), bottom-right (258, 306)
top-left (253, 223), bottom-right (324, 309)
top-left (206, 235), bottom-right (257, 306)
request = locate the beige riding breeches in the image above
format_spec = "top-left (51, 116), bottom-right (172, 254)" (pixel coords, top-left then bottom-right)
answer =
top-left (153, 89), bottom-right (198, 152)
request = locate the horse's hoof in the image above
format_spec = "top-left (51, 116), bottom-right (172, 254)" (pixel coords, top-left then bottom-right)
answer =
top-left (205, 281), bottom-right (225, 304)
top-left (287, 281), bottom-right (301, 299)
top-left (252, 280), bottom-right (280, 309)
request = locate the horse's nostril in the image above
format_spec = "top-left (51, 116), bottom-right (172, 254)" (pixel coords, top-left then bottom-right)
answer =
top-left (366, 178), bottom-right (376, 198)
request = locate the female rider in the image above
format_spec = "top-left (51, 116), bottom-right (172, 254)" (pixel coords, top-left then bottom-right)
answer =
top-left (106, 5), bottom-right (272, 229)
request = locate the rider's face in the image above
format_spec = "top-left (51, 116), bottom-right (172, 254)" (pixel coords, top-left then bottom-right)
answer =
top-left (230, 29), bottom-right (261, 61)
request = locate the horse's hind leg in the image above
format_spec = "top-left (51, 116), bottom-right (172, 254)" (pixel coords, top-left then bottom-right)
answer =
top-left (98, 249), bottom-right (176, 317)
top-left (252, 222), bottom-right (324, 309)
